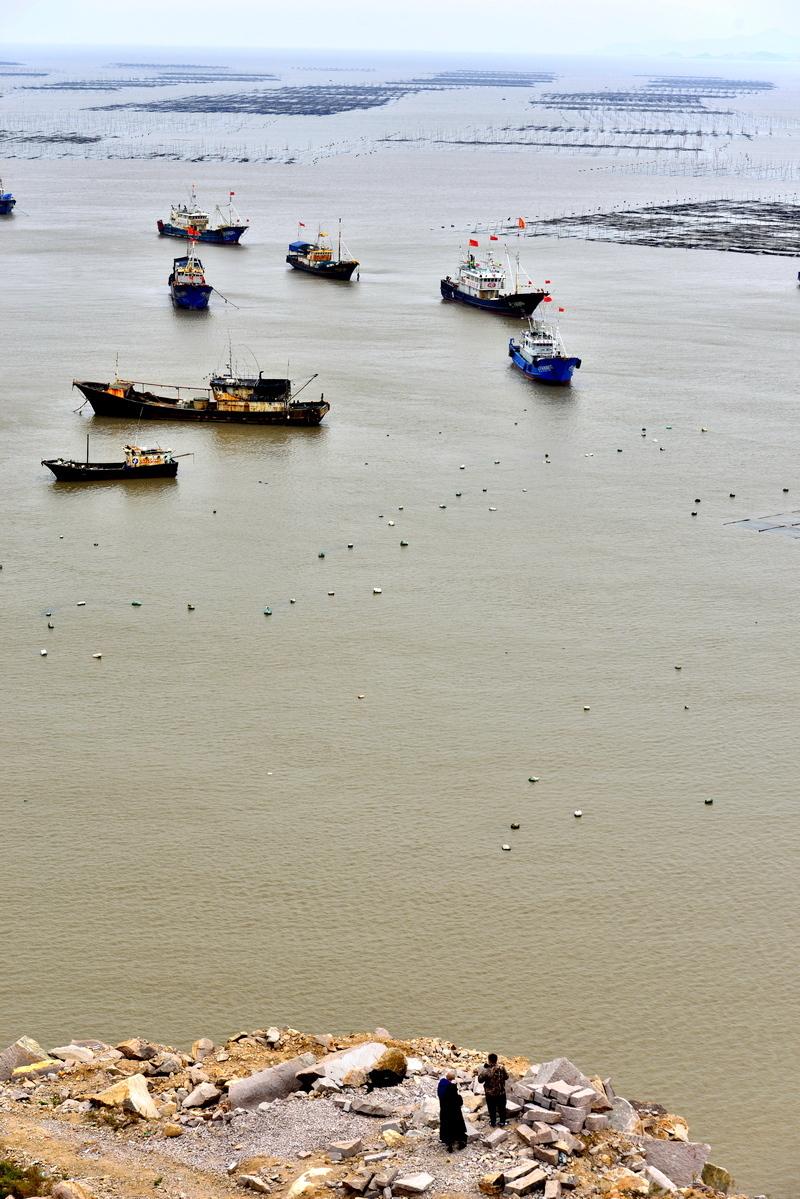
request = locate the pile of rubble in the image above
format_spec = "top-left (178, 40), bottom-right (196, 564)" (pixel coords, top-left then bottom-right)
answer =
top-left (0, 1030), bottom-right (750, 1199)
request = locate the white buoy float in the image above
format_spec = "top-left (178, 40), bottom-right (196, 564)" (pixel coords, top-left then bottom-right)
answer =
top-left (373, 587), bottom-right (382, 595)
top-left (388, 520), bottom-right (395, 526)
top-left (574, 809), bottom-right (583, 818)
top-left (583, 705), bottom-right (591, 712)
top-left (357, 693), bottom-right (365, 700)
top-left (40, 649), bottom-right (47, 656)
top-left (501, 843), bottom-right (511, 851)
top-left (93, 653), bottom-right (102, 659)
top-left (77, 601), bottom-right (86, 607)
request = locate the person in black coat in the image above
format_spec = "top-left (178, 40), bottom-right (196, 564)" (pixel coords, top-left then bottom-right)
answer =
top-left (438, 1070), bottom-right (467, 1152)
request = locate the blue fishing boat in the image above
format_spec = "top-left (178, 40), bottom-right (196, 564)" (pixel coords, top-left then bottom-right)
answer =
top-left (168, 240), bottom-right (213, 310)
top-left (0, 179), bottom-right (16, 215)
top-left (508, 308), bottom-right (581, 385)
top-left (157, 186), bottom-right (248, 244)
top-left (441, 241), bottom-right (547, 316)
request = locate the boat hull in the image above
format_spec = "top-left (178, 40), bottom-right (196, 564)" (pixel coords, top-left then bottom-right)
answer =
top-left (286, 254), bottom-right (358, 281)
top-left (169, 280), bottom-right (212, 310)
top-left (508, 340), bottom-right (581, 385)
top-left (42, 459), bottom-right (179, 481)
top-left (74, 382), bottom-right (329, 426)
top-left (0, 196), bottom-right (15, 215)
top-left (440, 278), bottom-right (545, 315)
top-left (157, 220), bottom-right (247, 244)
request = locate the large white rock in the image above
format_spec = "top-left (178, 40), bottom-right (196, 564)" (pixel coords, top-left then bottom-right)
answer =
top-left (87, 1073), bottom-right (160, 1119)
top-left (51, 1045), bottom-right (95, 1064)
top-left (393, 1174), bottom-right (434, 1195)
top-left (0, 1036), bottom-right (49, 1081)
top-left (296, 1041), bottom-right (388, 1087)
top-left (228, 1052), bottom-right (318, 1109)
top-left (287, 1168), bottom-right (333, 1199)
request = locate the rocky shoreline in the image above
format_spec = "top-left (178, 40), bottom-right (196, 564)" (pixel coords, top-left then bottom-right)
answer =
top-left (0, 1028), bottom-right (752, 1199)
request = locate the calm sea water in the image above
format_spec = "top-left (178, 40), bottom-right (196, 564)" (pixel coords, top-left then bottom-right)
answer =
top-left (1, 55), bottom-right (799, 1198)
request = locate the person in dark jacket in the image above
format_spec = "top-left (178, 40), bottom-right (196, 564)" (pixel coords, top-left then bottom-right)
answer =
top-left (438, 1070), bottom-right (467, 1151)
top-left (478, 1053), bottom-right (509, 1127)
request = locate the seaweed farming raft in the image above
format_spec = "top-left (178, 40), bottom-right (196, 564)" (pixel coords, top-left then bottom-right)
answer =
top-left (518, 198), bottom-right (800, 257)
top-left (73, 373), bottom-right (329, 426)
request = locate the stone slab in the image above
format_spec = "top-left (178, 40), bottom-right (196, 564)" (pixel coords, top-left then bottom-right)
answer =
top-left (228, 1054), bottom-right (318, 1110)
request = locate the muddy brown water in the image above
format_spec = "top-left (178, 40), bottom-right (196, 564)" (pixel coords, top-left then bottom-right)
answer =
top-left (1, 80), bottom-right (799, 1198)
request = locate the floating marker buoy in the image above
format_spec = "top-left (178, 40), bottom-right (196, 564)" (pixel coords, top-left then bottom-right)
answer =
top-left (388, 520), bottom-right (395, 527)
top-left (482, 488), bottom-right (487, 493)
top-left (77, 601), bottom-right (86, 607)
top-left (290, 598), bottom-right (296, 604)
top-left (347, 543), bottom-right (354, 549)
top-left (528, 776), bottom-right (539, 783)
top-left (684, 704), bottom-right (689, 710)
top-left (93, 653), bottom-right (102, 659)
top-left (574, 810), bottom-right (583, 818)
top-left (93, 542), bottom-right (99, 547)
top-left (45, 610), bottom-right (52, 617)
top-left (378, 514), bottom-right (384, 519)
top-left (400, 540), bottom-right (408, 547)
top-left (455, 492), bottom-right (462, 497)
top-left (40, 649), bottom-right (47, 656)
top-left (264, 608), bottom-right (272, 616)
top-left (695, 498), bottom-right (701, 504)
top-left (47, 621), bottom-right (54, 629)
top-left (440, 504), bottom-right (447, 509)
top-left (510, 822), bottom-right (520, 830)
top-left (617, 448), bottom-right (622, 452)
top-left (501, 843), bottom-right (511, 851)
top-left (357, 693), bottom-right (365, 699)
top-left (522, 488), bottom-right (527, 493)
top-left (701, 427), bottom-right (708, 433)
top-left (674, 665), bottom-right (682, 671)
top-left (489, 506), bottom-right (497, 512)
top-left (783, 487), bottom-right (789, 493)
top-left (187, 603), bottom-right (195, 611)
top-left (131, 600), bottom-right (142, 607)
top-left (373, 587), bottom-right (382, 595)
top-left (318, 551), bottom-right (325, 558)
top-left (704, 797), bottom-right (714, 805)
top-left (398, 506), bottom-right (404, 511)
top-left (212, 509), bottom-right (217, 513)
top-left (328, 591), bottom-right (335, 596)
top-left (583, 705), bottom-right (591, 712)
top-left (494, 459), bottom-right (500, 465)
top-left (460, 464), bottom-right (466, 470)
top-left (729, 493), bottom-right (735, 498)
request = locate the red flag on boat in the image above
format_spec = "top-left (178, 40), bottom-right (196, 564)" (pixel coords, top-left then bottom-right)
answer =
top-left (517, 217), bottom-right (526, 229)
top-left (489, 234), bottom-right (499, 241)
top-left (543, 296), bottom-right (553, 303)
top-left (558, 306), bottom-right (565, 312)
top-left (469, 238), bottom-right (479, 247)
top-left (229, 191), bottom-right (235, 196)
top-left (298, 221), bottom-right (305, 227)
top-left (545, 279), bottom-right (551, 284)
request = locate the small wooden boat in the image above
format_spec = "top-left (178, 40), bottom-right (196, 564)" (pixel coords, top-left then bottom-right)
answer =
top-left (43, 440), bottom-right (180, 481)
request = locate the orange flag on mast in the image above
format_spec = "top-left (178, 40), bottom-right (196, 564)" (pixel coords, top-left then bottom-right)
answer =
top-left (517, 217), bottom-right (526, 229)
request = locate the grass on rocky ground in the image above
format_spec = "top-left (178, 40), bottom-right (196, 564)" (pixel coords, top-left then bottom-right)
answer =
top-left (0, 1158), bottom-right (51, 1198)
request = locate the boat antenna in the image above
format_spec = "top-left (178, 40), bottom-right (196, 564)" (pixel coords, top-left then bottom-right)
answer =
top-left (86, 432), bottom-right (89, 465)
top-left (338, 217), bottom-right (342, 262)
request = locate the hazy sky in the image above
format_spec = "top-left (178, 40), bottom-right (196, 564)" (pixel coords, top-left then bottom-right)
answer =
top-left (2, 0), bottom-right (798, 55)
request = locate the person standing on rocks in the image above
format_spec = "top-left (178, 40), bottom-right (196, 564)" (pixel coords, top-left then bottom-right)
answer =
top-left (438, 1070), bottom-right (467, 1152)
top-left (478, 1053), bottom-right (509, 1127)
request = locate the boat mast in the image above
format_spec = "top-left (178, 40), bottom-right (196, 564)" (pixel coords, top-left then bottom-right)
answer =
top-left (86, 433), bottom-right (89, 464)
top-left (338, 217), bottom-right (342, 262)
